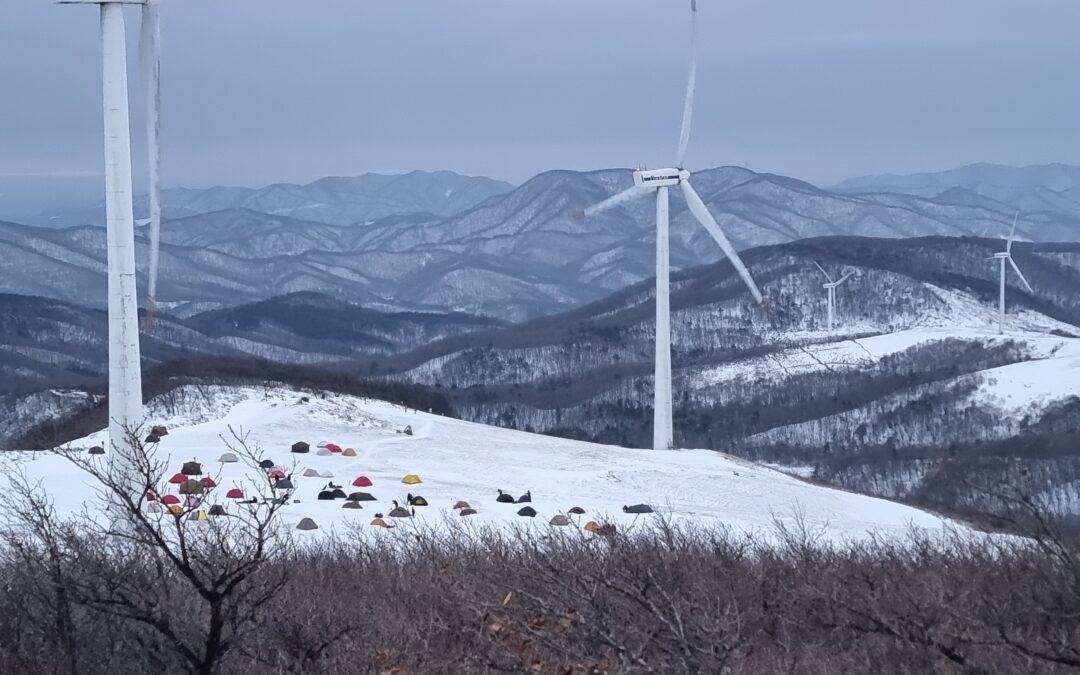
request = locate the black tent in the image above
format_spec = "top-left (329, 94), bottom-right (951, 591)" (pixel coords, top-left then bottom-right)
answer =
top-left (291, 441), bottom-right (310, 454)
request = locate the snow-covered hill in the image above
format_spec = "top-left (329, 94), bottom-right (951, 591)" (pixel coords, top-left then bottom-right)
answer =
top-left (14, 386), bottom-right (969, 543)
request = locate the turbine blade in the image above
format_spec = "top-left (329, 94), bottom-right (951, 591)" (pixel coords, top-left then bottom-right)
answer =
top-left (836, 272), bottom-right (853, 285)
top-left (582, 185), bottom-right (649, 217)
top-left (812, 261), bottom-right (833, 283)
top-left (140, 0), bottom-right (162, 318)
top-left (681, 179), bottom-right (764, 304)
top-left (1008, 257), bottom-right (1034, 293)
top-left (1007, 212), bottom-right (1018, 253)
top-left (675, 0), bottom-right (697, 168)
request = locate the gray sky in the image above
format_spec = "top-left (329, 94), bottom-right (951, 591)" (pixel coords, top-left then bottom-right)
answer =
top-left (2, 0), bottom-right (1079, 194)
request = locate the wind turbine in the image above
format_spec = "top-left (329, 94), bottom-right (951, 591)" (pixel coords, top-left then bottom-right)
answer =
top-left (140, 0), bottom-right (162, 324)
top-left (59, 0), bottom-right (145, 469)
top-left (581, 0), bottom-right (766, 451)
top-left (989, 214), bottom-right (1034, 334)
top-left (812, 262), bottom-right (852, 332)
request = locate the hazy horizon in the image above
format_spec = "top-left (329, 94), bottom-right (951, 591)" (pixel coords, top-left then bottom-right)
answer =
top-left (3, 0), bottom-right (1078, 202)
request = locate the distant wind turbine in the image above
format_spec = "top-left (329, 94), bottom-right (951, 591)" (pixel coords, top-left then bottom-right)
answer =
top-left (988, 214), bottom-right (1034, 334)
top-left (580, 0), bottom-right (766, 451)
top-left (59, 0), bottom-right (145, 468)
top-left (813, 262), bottom-right (852, 332)
top-left (140, 0), bottom-right (162, 324)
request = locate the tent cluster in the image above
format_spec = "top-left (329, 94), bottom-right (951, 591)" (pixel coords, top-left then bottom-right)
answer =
top-left (146, 457), bottom-right (233, 519)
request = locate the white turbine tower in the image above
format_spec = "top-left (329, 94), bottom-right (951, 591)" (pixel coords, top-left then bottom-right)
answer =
top-left (813, 262), bottom-right (852, 332)
top-left (140, 0), bottom-right (162, 323)
top-left (581, 0), bottom-right (766, 451)
top-left (60, 0), bottom-right (145, 469)
top-left (989, 214), bottom-right (1034, 334)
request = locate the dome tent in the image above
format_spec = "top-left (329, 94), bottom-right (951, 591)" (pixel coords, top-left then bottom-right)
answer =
top-left (348, 492), bottom-right (377, 502)
top-left (291, 441), bottom-right (310, 454)
top-left (342, 447), bottom-right (358, 457)
top-left (296, 518), bottom-right (319, 531)
top-left (622, 504), bottom-right (655, 515)
top-left (317, 490), bottom-right (335, 501)
top-left (319, 470), bottom-right (334, 478)
top-left (401, 474), bottom-right (422, 485)
top-left (275, 477), bottom-right (295, 491)
top-left (453, 500), bottom-right (471, 510)
top-left (549, 514), bottom-right (570, 526)
top-left (459, 508), bottom-right (478, 516)
top-left (208, 504), bottom-right (227, 516)
top-left (342, 501), bottom-right (362, 510)
top-left (218, 452), bottom-right (239, 463)
top-left (316, 448), bottom-right (332, 457)
top-left (168, 473), bottom-right (186, 485)
top-left (226, 488), bottom-right (244, 499)
top-left (388, 506), bottom-right (412, 518)
top-left (517, 506), bottom-right (537, 518)
top-left (181, 460), bottom-right (202, 476)
top-left (161, 495), bottom-right (181, 505)
top-left (145, 502), bottom-right (164, 514)
top-left (258, 459), bottom-right (275, 470)
top-left (89, 446), bottom-right (105, 455)
top-left (330, 488), bottom-right (347, 499)
top-left (302, 469), bottom-right (320, 478)
top-left (200, 477), bottom-right (217, 489)
top-left (370, 517), bottom-right (391, 528)
top-left (496, 490), bottom-right (515, 504)
top-left (326, 443), bottom-right (343, 453)
top-left (568, 506), bottom-right (586, 515)
top-left (352, 476), bottom-right (373, 488)
top-left (179, 479), bottom-right (205, 495)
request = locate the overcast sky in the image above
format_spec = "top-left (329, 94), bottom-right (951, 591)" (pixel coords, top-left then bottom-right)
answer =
top-left (2, 0), bottom-right (1078, 194)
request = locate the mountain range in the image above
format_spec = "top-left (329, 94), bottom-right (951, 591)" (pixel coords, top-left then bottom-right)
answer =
top-left (2, 164), bottom-right (1078, 321)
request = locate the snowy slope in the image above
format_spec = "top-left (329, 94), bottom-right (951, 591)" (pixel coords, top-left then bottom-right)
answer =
top-left (13, 387), bottom-right (968, 543)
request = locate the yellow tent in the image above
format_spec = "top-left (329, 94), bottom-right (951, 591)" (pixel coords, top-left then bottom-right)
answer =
top-left (401, 474), bottom-right (422, 485)
top-left (370, 517), bottom-right (391, 528)
top-left (168, 505), bottom-right (183, 515)
top-left (342, 447), bottom-right (358, 457)
top-left (584, 520), bottom-right (602, 533)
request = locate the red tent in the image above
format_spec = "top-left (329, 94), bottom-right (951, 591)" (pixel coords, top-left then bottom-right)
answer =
top-left (352, 476), bottom-right (373, 487)
top-left (200, 477), bottom-right (218, 488)
top-left (326, 443), bottom-right (343, 453)
top-left (168, 472), bottom-right (186, 485)
top-left (145, 490), bottom-right (158, 502)
top-left (270, 468), bottom-right (286, 479)
top-left (226, 488), bottom-right (244, 499)
top-left (161, 495), bottom-right (181, 505)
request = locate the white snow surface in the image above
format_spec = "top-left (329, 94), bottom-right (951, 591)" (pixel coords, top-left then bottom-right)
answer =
top-left (11, 386), bottom-right (976, 544)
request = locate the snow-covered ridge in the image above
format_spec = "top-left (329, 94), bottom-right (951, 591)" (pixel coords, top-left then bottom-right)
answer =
top-left (14, 386), bottom-right (978, 543)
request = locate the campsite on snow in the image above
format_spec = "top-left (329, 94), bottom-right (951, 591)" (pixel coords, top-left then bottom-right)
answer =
top-left (2, 0), bottom-right (1079, 672)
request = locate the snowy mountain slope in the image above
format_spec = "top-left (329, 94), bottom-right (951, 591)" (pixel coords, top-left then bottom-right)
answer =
top-left (17, 171), bottom-right (514, 228)
top-left (13, 386), bottom-right (971, 543)
top-left (832, 163), bottom-right (1080, 222)
top-left (4, 166), bottom-right (1080, 321)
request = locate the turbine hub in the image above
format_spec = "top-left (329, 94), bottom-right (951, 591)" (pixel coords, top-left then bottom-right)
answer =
top-left (633, 168), bottom-right (686, 188)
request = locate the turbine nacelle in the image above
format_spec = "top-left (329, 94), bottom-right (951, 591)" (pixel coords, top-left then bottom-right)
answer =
top-left (633, 168), bottom-right (690, 189)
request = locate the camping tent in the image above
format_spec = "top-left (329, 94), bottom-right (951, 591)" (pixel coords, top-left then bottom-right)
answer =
top-left (453, 500), bottom-right (471, 510)
top-left (342, 448), bottom-right (358, 457)
top-left (275, 477), bottom-right (295, 490)
top-left (168, 473), bottom-right (186, 485)
top-left (258, 459), bottom-right (275, 470)
top-left (181, 461), bottom-right (202, 476)
top-left (342, 501), bottom-right (362, 510)
top-left (218, 452), bottom-right (239, 463)
top-left (326, 443), bottom-right (342, 453)
top-left (319, 470), bottom-right (334, 478)
top-left (296, 518), bottom-right (319, 531)
top-left (302, 469), bottom-right (320, 477)
top-left (179, 479), bottom-right (205, 495)
top-left (317, 490), bottom-right (335, 501)
top-left (401, 474), bottom-right (422, 485)
top-left (370, 517), bottom-right (391, 528)
top-left (161, 495), bottom-right (180, 505)
top-left (352, 476), bottom-right (373, 487)
top-left (208, 504), bottom-right (227, 516)
top-left (89, 446), bottom-right (105, 455)
top-left (200, 477), bottom-right (217, 489)
top-left (316, 449), bottom-right (332, 457)
top-left (225, 488), bottom-right (244, 499)
top-left (459, 508), bottom-right (477, 516)
top-left (516, 506), bottom-right (537, 518)
top-left (330, 488), bottom-right (347, 499)
top-left (291, 441), bottom-right (310, 454)
top-left (549, 514), bottom-right (570, 527)
top-left (348, 492), bottom-right (376, 502)
top-left (388, 506), bottom-right (412, 518)
top-left (622, 504), bottom-right (655, 515)
top-left (145, 502), bottom-right (164, 514)
top-left (568, 506), bottom-right (586, 515)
